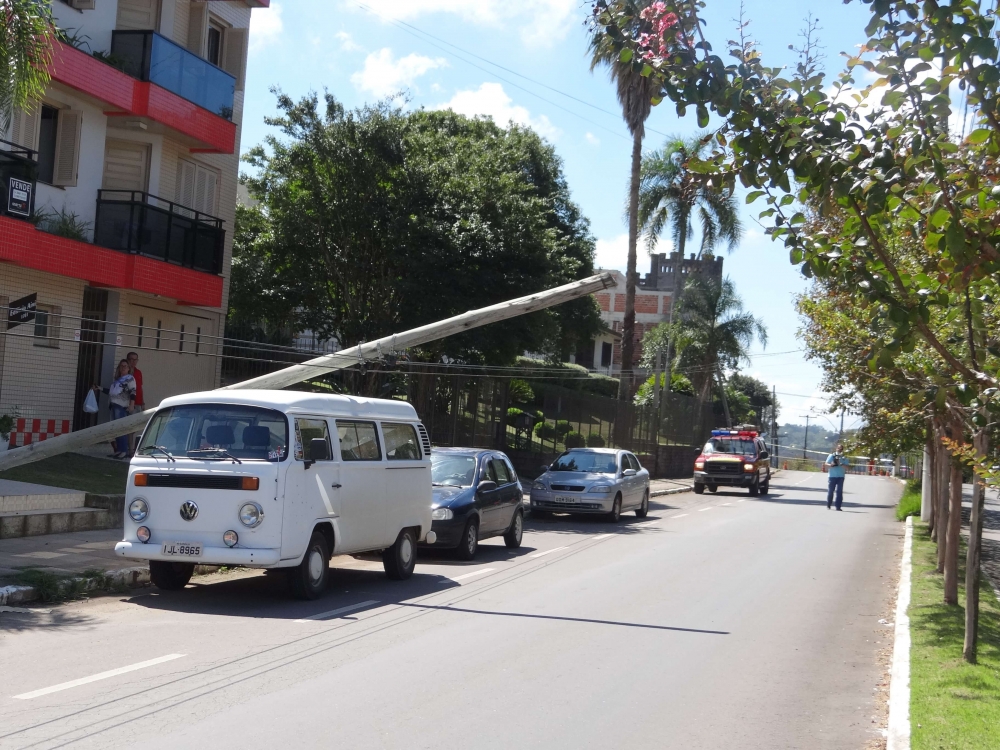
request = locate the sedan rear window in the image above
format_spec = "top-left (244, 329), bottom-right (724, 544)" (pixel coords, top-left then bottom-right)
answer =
top-left (550, 451), bottom-right (618, 474)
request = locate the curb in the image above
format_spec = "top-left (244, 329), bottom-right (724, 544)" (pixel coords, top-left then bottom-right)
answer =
top-left (887, 515), bottom-right (913, 750)
top-left (650, 486), bottom-right (692, 498)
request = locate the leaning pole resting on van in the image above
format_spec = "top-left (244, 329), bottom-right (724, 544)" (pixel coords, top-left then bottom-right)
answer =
top-left (0, 272), bottom-right (617, 472)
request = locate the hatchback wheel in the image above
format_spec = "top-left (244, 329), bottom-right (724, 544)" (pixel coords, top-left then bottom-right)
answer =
top-left (635, 491), bottom-right (649, 518)
top-left (504, 510), bottom-right (523, 548)
top-left (456, 519), bottom-right (479, 561)
top-left (607, 494), bottom-right (622, 523)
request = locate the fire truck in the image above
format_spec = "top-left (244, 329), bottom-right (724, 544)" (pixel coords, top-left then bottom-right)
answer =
top-left (693, 428), bottom-right (771, 496)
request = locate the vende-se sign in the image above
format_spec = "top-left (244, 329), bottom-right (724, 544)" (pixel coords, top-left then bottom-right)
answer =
top-left (7, 177), bottom-right (32, 217)
top-left (7, 293), bottom-right (37, 330)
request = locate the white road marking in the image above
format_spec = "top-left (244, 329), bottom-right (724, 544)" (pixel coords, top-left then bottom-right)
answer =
top-left (14, 654), bottom-right (185, 700)
top-left (294, 600), bottom-right (380, 623)
top-left (446, 568), bottom-right (495, 583)
top-left (721, 503), bottom-right (732, 506)
top-left (590, 534), bottom-right (613, 541)
top-left (698, 507), bottom-right (714, 512)
top-left (737, 499), bottom-right (746, 503)
top-left (530, 547), bottom-right (567, 559)
top-left (670, 513), bottom-right (689, 518)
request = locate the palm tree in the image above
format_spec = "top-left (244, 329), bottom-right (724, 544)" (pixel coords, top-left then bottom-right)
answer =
top-left (637, 133), bottom-right (742, 402)
top-left (589, 1), bottom-right (660, 400)
top-left (678, 275), bottom-right (766, 406)
top-left (0, 0), bottom-right (55, 132)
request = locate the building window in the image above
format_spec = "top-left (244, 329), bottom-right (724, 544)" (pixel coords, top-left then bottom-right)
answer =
top-left (179, 324), bottom-right (185, 352)
top-left (35, 105), bottom-right (81, 187)
top-left (195, 327), bottom-right (201, 355)
top-left (155, 320), bottom-right (161, 349)
top-left (137, 316), bottom-right (143, 347)
top-left (206, 20), bottom-right (224, 66)
top-left (37, 105), bottom-right (58, 184)
top-left (33, 305), bottom-right (61, 348)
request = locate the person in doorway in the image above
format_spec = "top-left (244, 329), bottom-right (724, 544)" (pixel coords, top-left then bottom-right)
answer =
top-left (825, 443), bottom-right (850, 510)
top-left (93, 359), bottom-right (136, 459)
top-left (126, 351), bottom-right (144, 456)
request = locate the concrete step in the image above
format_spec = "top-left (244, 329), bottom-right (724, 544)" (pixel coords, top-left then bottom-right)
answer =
top-left (0, 479), bottom-right (88, 513)
top-left (0, 506), bottom-right (120, 540)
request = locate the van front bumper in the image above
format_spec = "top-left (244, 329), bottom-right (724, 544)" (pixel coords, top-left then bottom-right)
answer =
top-left (115, 541), bottom-right (281, 567)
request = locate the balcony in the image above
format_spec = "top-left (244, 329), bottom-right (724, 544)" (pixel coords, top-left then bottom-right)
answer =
top-left (94, 190), bottom-right (225, 276)
top-left (0, 139), bottom-right (37, 221)
top-left (111, 31), bottom-right (235, 121)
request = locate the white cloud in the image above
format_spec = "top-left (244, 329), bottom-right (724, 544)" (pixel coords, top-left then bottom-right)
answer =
top-left (249, 2), bottom-right (283, 54)
top-left (351, 48), bottom-right (448, 97)
top-left (335, 31), bottom-right (361, 52)
top-left (358, 0), bottom-right (576, 47)
top-left (594, 234), bottom-right (674, 275)
top-left (435, 83), bottom-right (559, 139)
top-left (585, 132), bottom-right (600, 146)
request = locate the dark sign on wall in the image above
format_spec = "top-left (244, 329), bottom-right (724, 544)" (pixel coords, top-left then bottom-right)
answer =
top-left (7, 177), bottom-right (32, 217)
top-left (7, 293), bottom-right (37, 330)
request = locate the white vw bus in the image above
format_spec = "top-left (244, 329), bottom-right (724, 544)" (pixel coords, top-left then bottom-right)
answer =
top-left (114, 390), bottom-right (435, 599)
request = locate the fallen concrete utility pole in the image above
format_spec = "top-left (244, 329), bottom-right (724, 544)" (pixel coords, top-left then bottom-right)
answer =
top-left (0, 272), bottom-right (615, 472)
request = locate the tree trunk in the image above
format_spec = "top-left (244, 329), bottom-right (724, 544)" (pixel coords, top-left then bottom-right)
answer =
top-left (921, 428), bottom-right (933, 522)
top-left (964, 429), bottom-right (988, 662)
top-left (944, 459), bottom-right (963, 605)
top-left (618, 129), bottom-right (642, 401)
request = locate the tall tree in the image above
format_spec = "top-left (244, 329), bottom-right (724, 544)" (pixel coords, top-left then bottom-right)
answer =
top-left (637, 133), bottom-right (742, 400)
top-left (588, 0), bottom-right (661, 399)
top-left (0, 0), bottom-right (55, 132)
top-left (677, 276), bottom-right (767, 404)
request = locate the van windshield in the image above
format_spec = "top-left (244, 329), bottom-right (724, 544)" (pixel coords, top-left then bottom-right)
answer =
top-left (138, 405), bottom-right (289, 462)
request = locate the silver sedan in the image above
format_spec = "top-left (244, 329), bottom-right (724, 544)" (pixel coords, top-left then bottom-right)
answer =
top-left (529, 448), bottom-right (650, 522)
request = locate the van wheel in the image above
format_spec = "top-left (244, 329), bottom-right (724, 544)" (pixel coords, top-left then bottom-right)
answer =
top-left (504, 510), bottom-right (523, 548)
top-left (635, 491), bottom-right (649, 518)
top-left (456, 519), bottom-right (479, 561)
top-left (149, 561), bottom-right (194, 591)
top-left (384, 528), bottom-right (417, 580)
top-left (289, 531), bottom-right (330, 600)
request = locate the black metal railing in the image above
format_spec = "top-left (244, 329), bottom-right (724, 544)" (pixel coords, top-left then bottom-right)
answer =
top-left (94, 190), bottom-right (224, 275)
top-left (111, 30), bottom-right (235, 120)
top-left (0, 138), bottom-right (37, 221)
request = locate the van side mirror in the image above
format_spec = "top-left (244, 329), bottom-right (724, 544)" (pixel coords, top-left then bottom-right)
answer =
top-left (304, 438), bottom-right (329, 469)
top-left (622, 468), bottom-right (637, 477)
top-left (477, 480), bottom-right (498, 493)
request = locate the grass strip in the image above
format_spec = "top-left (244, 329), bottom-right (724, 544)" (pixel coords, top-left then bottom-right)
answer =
top-left (909, 521), bottom-right (1000, 750)
top-left (896, 479), bottom-right (922, 521)
top-left (0, 453), bottom-right (128, 494)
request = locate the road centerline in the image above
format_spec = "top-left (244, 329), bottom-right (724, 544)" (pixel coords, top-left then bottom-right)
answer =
top-left (294, 600), bottom-right (380, 623)
top-left (445, 568), bottom-right (495, 583)
top-left (530, 547), bottom-right (567, 559)
top-left (14, 654), bottom-right (186, 700)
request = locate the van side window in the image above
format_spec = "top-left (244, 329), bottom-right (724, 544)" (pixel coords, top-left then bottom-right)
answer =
top-left (337, 421), bottom-right (382, 461)
top-left (492, 458), bottom-right (512, 485)
top-left (382, 423), bottom-right (421, 460)
top-left (295, 418), bottom-right (332, 462)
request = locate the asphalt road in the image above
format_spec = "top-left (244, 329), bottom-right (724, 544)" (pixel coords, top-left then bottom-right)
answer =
top-left (0, 470), bottom-right (902, 750)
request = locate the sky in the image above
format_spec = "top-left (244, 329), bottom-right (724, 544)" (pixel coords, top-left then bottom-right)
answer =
top-left (241, 0), bottom-right (877, 428)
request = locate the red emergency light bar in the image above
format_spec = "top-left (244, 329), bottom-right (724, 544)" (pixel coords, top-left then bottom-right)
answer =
top-left (710, 429), bottom-right (759, 438)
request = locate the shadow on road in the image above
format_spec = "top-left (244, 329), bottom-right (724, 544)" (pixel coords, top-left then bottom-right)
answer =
top-left (0, 606), bottom-right (94, 634)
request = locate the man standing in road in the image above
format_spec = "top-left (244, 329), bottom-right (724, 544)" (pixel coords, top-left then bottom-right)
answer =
top-left (825, 444), bottom-right (850, 510)
top-left (127, 351), bottom-right (144, 456)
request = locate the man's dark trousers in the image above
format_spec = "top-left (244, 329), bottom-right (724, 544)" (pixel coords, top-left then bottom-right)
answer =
top-left (827, 476), bottom-right (845, 509)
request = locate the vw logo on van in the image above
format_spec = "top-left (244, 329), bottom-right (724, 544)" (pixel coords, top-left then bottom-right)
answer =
top-left (179, 501), bottom-right (199, 521)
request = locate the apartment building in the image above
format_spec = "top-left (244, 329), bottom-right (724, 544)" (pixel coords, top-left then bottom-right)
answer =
top-left (0, 0), bottom-right (268, 446)
top-left (574, 252), bottom-right (724, 376)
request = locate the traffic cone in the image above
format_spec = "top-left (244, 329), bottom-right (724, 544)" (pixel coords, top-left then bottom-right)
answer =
top-left (783, 461), bottom-right (787, 470)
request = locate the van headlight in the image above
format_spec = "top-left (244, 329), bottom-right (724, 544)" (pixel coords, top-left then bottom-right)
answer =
top-left (239, 502), bottom-right (264, 528)
top-left (129, 498), bottom-right (149, 522)
top-left (588, 485), bottom-right (614, 493)
top-left (431, 507), bottom-right (454, 521)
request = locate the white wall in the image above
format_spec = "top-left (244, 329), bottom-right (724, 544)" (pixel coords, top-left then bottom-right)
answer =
top-left (49, 0), bottom-right (119, 53)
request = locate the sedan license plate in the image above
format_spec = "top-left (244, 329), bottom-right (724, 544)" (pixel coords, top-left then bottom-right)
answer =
top-left (553, 496), bottom-right (577, 504)
top-left (161, 541), bottom-right (202, 557)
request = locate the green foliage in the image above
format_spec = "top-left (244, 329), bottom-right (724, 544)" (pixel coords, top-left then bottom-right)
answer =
top-left (0, 413), bottom-right (14, 438)
top-left (0, 0), bottom-right (55, 132)
top-left (534, 421), bottom-right (557, 440)
top-left (508, 379), bottom-right (534, 404)
top-left (633, 371), bottom-right (694, 406)
top-left (241, 95), bottom-right (601, 364)
top-left (586, 432), bottom-right (607, 447)
top-left (564, 431), bottom-right (587, 448)
top-left (515, 357), bottom-right (618, 397)
top-left (554, 420), bottom-right (573, 438)
top-left (35, 208), bottom-right (91, 241)
top-left (507, 407), bottom-right (524, 419)
top-left (897, 479), bottom-right (922, 521)
top-left (92, 49), bottom-right (130, 74)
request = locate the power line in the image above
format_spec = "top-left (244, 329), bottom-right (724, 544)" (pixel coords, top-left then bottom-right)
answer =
top-left (349, 1), bottom-right (666, 144)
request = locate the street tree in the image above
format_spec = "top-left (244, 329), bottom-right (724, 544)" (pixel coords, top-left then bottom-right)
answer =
top-left (0, 0), bottom-right (55, 131)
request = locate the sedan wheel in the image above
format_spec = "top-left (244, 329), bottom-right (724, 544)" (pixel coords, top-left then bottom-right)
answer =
top-left (607, 495), bottom-right (621, 523)
top-left (635, 491), bottom-right (649, 518)
top-left (456, 519), bottom-right (479, 561)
